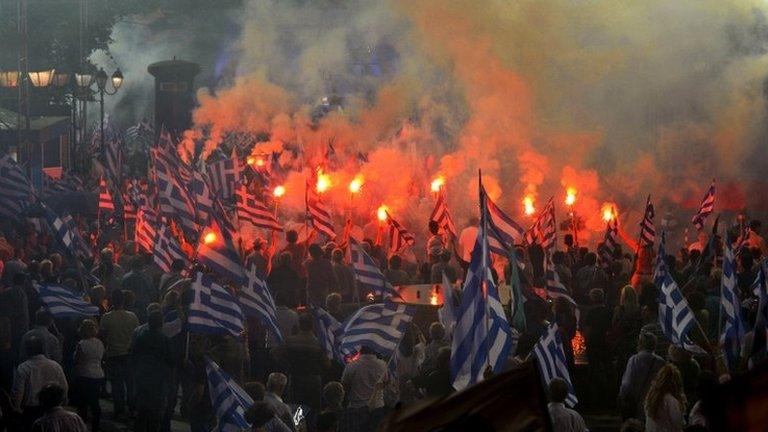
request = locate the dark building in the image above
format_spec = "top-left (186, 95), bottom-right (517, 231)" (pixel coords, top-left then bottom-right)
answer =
top-left (147, 58), bottom-right (201, 137)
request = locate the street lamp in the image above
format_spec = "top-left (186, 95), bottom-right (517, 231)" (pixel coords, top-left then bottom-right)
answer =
top-left (52, 71), bottom-right (70, 88)
top-left (0, 70), bottom-right (20, 88)
top-left (93, 67), bottom-right (123, 153)
top-left (27, 68), bottom-right (55, 87)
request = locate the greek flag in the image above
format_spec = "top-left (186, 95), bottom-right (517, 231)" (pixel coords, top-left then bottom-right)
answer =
top-left (188, 272), bottom-right (244, 338)
top-left (657, 238), bottom-right (704, 353)
top-left (720, 244), bottom-right (744, 372)
top-left (306, 180), bottom-right (336, 239)
top-left (339, 302), bottom-right (415, 361)
top-left (206, 358), bottom-right (253, 432)
top-left (152, 225), bottom-right (188, 273)
top-left (450, 183), bottom-right (515, 390)
top-left (309, 303), bottom-right (344, 363)
top-left (349, 238), bottom-right (399, 298)
top-left (196, 219), bottom-right (246, 285)
top-left (533, 323), bottom-right (577, 407)
top-left (482, 185), bottom-right (524, 255)
top-left (429, 190), bottom-right (457, 238)
top-left (638, 195), bottom-right (655, 247)
top-left (691, 180), bottom-right (715, 231)
top-left (41, 204), bottom-right (92, 259)
top-left (238, 265), bottom-right (283, 344)
top-left (189, 171), bottom-right (216, 227)
top-left (0, 155), bottom-right (33, 219)
top-left (207, 158), bottom-right (237, 200)
top-left (598, 215), bottom-right (620, 268)
top-left (36, 283), bottom-right (99, 318)
top-left (545, 253), bottom-right (579, 323)
top-left (386, 212), bottom-right (415, 257)
top-left (525, 197), bottom-right (556, 251)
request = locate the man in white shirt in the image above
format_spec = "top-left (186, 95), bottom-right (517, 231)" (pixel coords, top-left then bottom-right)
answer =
top-left (341, 346), bottom-right (388, 430)
top-left (547, 378), bottom-right (588, 432)
top-left (12, 336), bottom-right (69, 430)
top-left (264, 372), bottom-right (295, 431)
top-left (19, 310), bottom-right (62, 364)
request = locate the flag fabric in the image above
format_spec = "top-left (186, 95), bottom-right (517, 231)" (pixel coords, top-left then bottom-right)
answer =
top-left (306, 181), bottom-right (336, 239)
top-left (720, 244), bottom-right (744, 372)
top-left (429, 191), bottom-right (457, 238)
top-left (206, 358), bottom-right (253, 432)
top-left (386, 212), bottom-right (415, 257)
top-left (41, 204), bottom-right (91, 259)
top-left (750, 261), bottom-right (768, 369)
top-left (639, 195), bottom-right (655, 247)
top-left (309, 303), bottom-right (344, 363)
top-left (238, 265), bottom-right (283, 344)
top-left (533, 323), bottom-right (578, 407)
top-left (339, 302), bottom-right (416, 361)
top-left (598, 216), bottom-right (620, 268)
top-left (439, 273), bottom-right (457, 338)
top-left (481, 185), bottom-right (525, 255)
top-left (196, 219), bottom-right (246, 285)
top-left (101, 119), bottom-right (123, 184)
top-left (451, 185), bottom-right (515, 391)
top-left (189, 171), bottom-right (217, 227)
top-left (98, 177), bottom-right (115, 213)
top-left (42, 172), bottom-right (82, 198)
top-left (349, 238), bottom-right (399, 298)
top-left (525, 197), bottom-right (556, 251)
top-left (235, 185), bottom-right (282, 231)
top-left (0, 155), bottom-right (34, 218)
top-left (125, 120), bottom-right (154, 150)
top-left (135, 205), bottom-right (158, 253)
top-left (188, 272), bottom-right (244, 337)
top-left (545, 253), bottom-right (579, 323)
top-left (162, 310), bottom-right (184, 339)
top-left (152, 148), bottom-right (198, 237)
top-left (692, 180), bottom-right (715, 231)
top-left (207, 158), bottom-right (237, 200)
top-left (152, 225), bottom-right (188, 273)
top-left (36, 283), bottom-right (100, 318)
top-left (655, 236), bottom-right (704, 353)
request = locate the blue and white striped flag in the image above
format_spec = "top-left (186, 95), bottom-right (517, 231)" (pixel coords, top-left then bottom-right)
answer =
top-left (598, 215), bottom-right (620, 268)
top-left (450, 183), bottom-right (515, 390)
top-left (525, 197), bottom-right (556, 252)
top-left (36, 283), bottom-right (99, 318)
top-left (482, 185), bottom-right (525, 255)
top-left (545, 253), bottom-right (579, 323)
top-left (41, 204), bottom-right (92, 259)
top-left (638, 195), bottom-right (655, 247)
top-left (691, 180), bottom-right (715, 231)
top-left (309, 303), bottom-right (344, 363)
top-left (207, 158), bottom-right (237, 200)
top-left (196, 219), bottom-right (246, 285)
top-left (239, 265), bottom-right (283, 344)
top-left (152, 225), bottom-right (188, 273)
top-left (188, 272), bottom-right (244, 338)
top-left (349, 238), bottom-right (399, 298)
top-left (533, 323), bottom-right (577, 407)
top-left (339, 302), bottom-right (415, 361)
top-left (206, 358), bottom-right (253, 432)
top-left (720, 244), bottom-right (744, 372)
top-left (0, 155), bottom-right (33, 219)
top-left (657, 246), bottom-right (705, 353)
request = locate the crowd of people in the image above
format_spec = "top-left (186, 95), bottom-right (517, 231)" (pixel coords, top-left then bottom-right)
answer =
top-left (0, 205), bottom-right (765, 432)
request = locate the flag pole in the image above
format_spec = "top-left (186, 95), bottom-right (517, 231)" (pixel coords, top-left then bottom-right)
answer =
top-left (304, 179), bottom-right (310, 307)
top-left (478, 169), bottom-right (492, 373)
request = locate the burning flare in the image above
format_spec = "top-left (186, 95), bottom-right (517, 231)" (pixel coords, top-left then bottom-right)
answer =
top-left (273, 185), bottom-right (286, 198)
top-left (203, 231), bottom-right (217, 245)
top-left (377, 205), bottom-right (389, 222)
top-left (602, 204), bottom-right (616, 222)
top-left (349, 175), bottom-right (364, 194)
top-left (565, 187), bottom-right (577, 206)
top-left (430, 176), bottom-right (445, 193)
top-left (523, 195), bottom-right (535, 216)
top-left (316, 170), bottom-right (331, 193)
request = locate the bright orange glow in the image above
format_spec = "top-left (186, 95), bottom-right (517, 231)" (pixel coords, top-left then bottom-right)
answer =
top-left (602, 204), bottom-right (616, 222)
top-left (430, 176), bottom-right (445, 193)
top-left (349, 175), bottom-right (364, 194)
top-left (203, 232), bottom-right (217, 244)
top-left (565, 187), bottom-right (577, 206)
top-left (273, 185), bottom-right (285, 198)
top-left (246, 157), bottom-right (256, 166)
top-left (430, 293), bottom-right (439, 306)
top-left (523, 195), bottom-right (535, 216)
top-left (316, 170), bottom-right (331, 193)
top-left (377, 205), bottom-right (389, 222)
top-left (255, 158), bottom-right (265, 167)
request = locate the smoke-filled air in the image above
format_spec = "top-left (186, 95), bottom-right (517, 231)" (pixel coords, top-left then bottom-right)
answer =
top-left (120, 0), bottom-right (768, 245)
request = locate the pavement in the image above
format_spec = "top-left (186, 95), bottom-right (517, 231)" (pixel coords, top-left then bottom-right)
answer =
top-left (84, 399), bottom-right (190, 432)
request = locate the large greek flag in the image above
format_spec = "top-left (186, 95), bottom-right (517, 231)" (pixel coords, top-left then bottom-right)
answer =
top-left (349, 238), bottom-right (399, 298)
top-left (36, 283), bottom-right (99, 318)
top-left (309, 303), bottom-right (344, 363)
top-left (188, 272), bottom-right (244, 338)
top-left (238, 265), bottom-right (283, 343)
top-left (720, 244), bottom-right (744, 371)
top-left (533, 323), bottom-right (577, 407)
top-left (339, 302), bottom-right (415, 361)
top-left (206, 358), bottom-right (253, 432)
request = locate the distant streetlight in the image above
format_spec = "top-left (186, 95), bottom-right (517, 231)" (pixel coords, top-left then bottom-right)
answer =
top-left (93, 67), bottom-right (124, 152)
top-left (0, 70), bottom-right (20, 88)
top-left (27, 68), bottom-right (55, 87)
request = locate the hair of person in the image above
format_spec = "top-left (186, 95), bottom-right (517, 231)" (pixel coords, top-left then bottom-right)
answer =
top-left (638, 331), bottom-right (657, 352)
top-left (619, 419), bottom-right (644, 432)
top-left (34, 309), bottom-right (53, 327)
top-left (584, 252), bottom-right (597, 266)
top-left (110, 289), bottom-right (125, 308)
top-left (645, 364), bottom-right (686, 422)
top-left (548, 377), bottom-right (569, 403)
top-left (325, 292), bottom-right (342, 309)
top-left (171, 258), bottom-right (185, 272)
top-left (147, 310), bottom-right (163, 330)
top-left (298, 313), bottom-right (314, 332)
top-left (750, 219), bottom-right (762, 231)
top-left (552, 250), bottom-right (565, 265)
top-left (564, 234), bottom-right (574, 246)
top-left (130, 255), bottom-right (144, 271)
top-left (619, 285), bottom-right (639, 314)
top-left (389, 254), bottom-right (402, 269)
top-left (244, 402), bottom-right (275, 428)
top-left (331, 248), bottom-right (344, 262)
top-left (79, 319), bottom-right (99, 339)
top-left (244, 381), bottom-right (266, 402)
top-left (322, 381), bottom-right (344, 408)
top-left (589, 288), bottom-right (605, 304)
top-left (24, 336), bottom-right (44, 356)
top-left (286, 230), bottom-right (298, 244)
top-left (428, 220), bottom-right (440, 235)
top-left (37, 383), bottom-right (66, 411)
top-left (146, 302), bottom-right (161, 315)
top-left (266, 372), bottom-right (288, 392)
top-left (278, 251), bottom-right (292, 267)
top-left (428, 322), bottom-right (445, 341)
top-left (308, 243), bottom-right (323, 259)
top-left (441, 250), bottom-right (452, 262)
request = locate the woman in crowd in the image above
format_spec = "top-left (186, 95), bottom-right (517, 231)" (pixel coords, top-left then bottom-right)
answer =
top-left (644, 364), bottom-right (686, 432)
